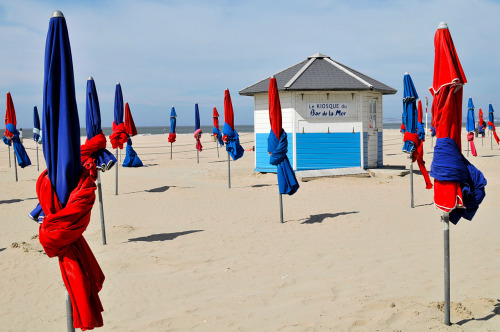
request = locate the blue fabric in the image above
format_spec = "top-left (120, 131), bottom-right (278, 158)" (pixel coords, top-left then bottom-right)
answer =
top-left (122, 138), bottom-right (143, 167)
top-left (402, 74), bottom-right (419, 153)
top-left (213, 127), bottom-right (224, 146)
top-left (222, 122), bottom-right (244, 161)
top-left (33, 106), bottom-right (42, 143)
top-left (430, 126), bottom-right (436, 137)
top-left (6, 123), bottom-right (31, 168)
top-left (43, 14), bottom-right (82, 206)
top-left (466, 98), bottom-right (475, 133)
top-left (114, 83), bottom-right (124, 125)
top-left (489, 104), bottom-right (494, 129)
top-left (417, 122), bottom-right (425, 141)
top-left (29, 203), bottom-right (45, 223)
top-left (430, 137), bottom-right (487, 224)
top-left (195, 104), bottom-right (200, 131)
top-left (3, 135), bottom-right (11, 146)
top-left (169, 107), bottom-right (176, 134)
top-left (86, 78), bottom-right (116, 171)
top-left (400, 114), bottom-right (406, 134)
top-left (268, 130), bottom-right (299, 195)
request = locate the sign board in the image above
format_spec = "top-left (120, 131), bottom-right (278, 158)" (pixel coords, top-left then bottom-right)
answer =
top-left (306, 103), bottom-right (354, 119)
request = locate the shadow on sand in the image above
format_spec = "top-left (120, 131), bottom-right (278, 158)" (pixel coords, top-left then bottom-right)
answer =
top-left (0, 248), bottom-right (6, 253)
top-left (128, 230), bottom-right (203, 243)
top-left (0, 197), bottom-right (37, 205)
top-left (456, 299), bottom-right (500, 326)
top-left (301, 211), bottom-right (359, 224)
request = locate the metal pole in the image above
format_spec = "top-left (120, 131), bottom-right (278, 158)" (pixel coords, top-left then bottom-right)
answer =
top-left (115, 149), bottom-right (119, 195)
top-left (442, 213), bottom-right (451, 326)
top-left (279, 193), bottom-right (284, 223)
top-left (228, 152), bottom-right (231, 189)
top-left (197, 150), bottom-right (199, 164)
top-left (8, 145), bottom-right (11, 167)
top-left (491, 134), bottom-right (493, 150)
top-left (216, 141), bottom-right (219, 158)
top-left (170, 143), bottom-right (172, 160)
top-left (65, 290), bottom-right (75, 332)
top-left (14, 149), bottom-right (18, 182)
top-left (410, 156), bottom-right (414, 208)
top-left (36, 142), bottom-right (39, 171)
top-left (97, 171), bottom-right (106, 245)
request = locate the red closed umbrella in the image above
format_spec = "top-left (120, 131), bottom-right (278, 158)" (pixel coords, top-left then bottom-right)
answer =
top-left (4, 92), bottom-right (17, 138)
top-left (124, 102), bottom-right (137, 137)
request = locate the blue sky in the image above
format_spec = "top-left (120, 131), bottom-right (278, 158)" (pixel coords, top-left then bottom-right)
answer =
top-left (1, 0), bottom-right (499, 127)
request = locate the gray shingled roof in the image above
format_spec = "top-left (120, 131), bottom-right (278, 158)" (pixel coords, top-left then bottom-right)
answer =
top-left (239, 53), bottom-right (397, 96)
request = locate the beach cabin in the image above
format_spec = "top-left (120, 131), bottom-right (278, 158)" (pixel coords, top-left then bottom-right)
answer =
top-left (239, 53), bottom-right (397, 172)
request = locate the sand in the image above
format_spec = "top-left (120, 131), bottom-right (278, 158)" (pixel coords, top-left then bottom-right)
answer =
top-left (0, 129), bottom-right (499, 331)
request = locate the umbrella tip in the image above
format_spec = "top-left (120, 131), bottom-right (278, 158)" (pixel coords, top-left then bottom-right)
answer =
top-left (270, 75), bottom-right (275, 78)
top-left (88, 76), bottom-right (94, 81)
top-left (405, 72), bottom-right (409, 75)
top-left (51, 10), bottom-right (64, 18)
top-left (438, 21), bottom-right (448, 29)
top-left (116, 82), bottom-right (120, 85)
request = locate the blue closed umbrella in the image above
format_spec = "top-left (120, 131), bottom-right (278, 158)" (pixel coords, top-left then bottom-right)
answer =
top-left (33, 106), bottom-right (42, 143)
top-left (195, 103), bottom-right (201, 131)
top-left (168, 106), bottom-right (177, 159)
top-left (466, 98), bottom-right (475, 133)
top-left (402, 73), bottom-right (419, 153)
top-left (194, 103), bottom-right (202, 156)
top-left (114, 83), bottom-right (124, 126)
top-left (488, 103), bottom-right (494, 129)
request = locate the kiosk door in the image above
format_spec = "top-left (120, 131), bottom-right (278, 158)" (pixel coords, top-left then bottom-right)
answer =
top-left (367, 99), bottom-right (378, 167)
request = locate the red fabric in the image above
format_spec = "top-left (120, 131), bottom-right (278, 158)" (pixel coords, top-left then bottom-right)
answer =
top-left (403, 132), bottom-right (433, 189)
top-left (109, 121), bottom-right (128, 149)
top-left (4, 92), bottom-right (17, 138)
top-left (488, 121), bottom-right (500, 144)
top-left (467, 133), bottom-right (477, 156)
top-left (37, 158), bottom-right (104, 329)
top-left (213, 107), bottom-right (220, 134)
top-left (479, 108), bottom-right (484, 125)
top-left (194, 128), bottom-right (203, 152)
top-left (124, 103), bottom-right (137, 137)
top-left (417, 100), bottom-right (423, 123)
top-left (268, 77), bottom-right (282, 138)
top-left (81, 132), bottom-right (107, 178)
top-left (168, 132), bottom-right (176, 143)
top-left (224, 89), bottom-right (234, 130)
top-left (429, 24), bottom-right (467, 212)
top-left (400, 124), bottom-right (405, 133)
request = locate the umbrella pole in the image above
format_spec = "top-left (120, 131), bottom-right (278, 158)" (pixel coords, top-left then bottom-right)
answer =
top-left (65, 290), bottom-right (75, 332)
top-left (14, 149), bottom-right (18, 182)
top-left (410, 155), bottom-right (414, 208)
top-left (36, 142), bottom-right (39, 171)
top-left (442, 212), bottom-right (451, 326)
top-left (279, 193), bottom-right (284, 223)
top-left (8, 145), bottom-right (11, 167)
top-left (170, 143), bottom-right (172, 160)
top-left (197, 150), bottom-right (199, 164)
top-left (97, 171), bottom-right (107, 245)
top-left (115, 149), bottom-right (119, 195)
top-left (228, 152), bottom-right (231, 189)
top-left (491, 134), bottom-right (493, 150)
top-left (217, 141), bottom-right (219, 158)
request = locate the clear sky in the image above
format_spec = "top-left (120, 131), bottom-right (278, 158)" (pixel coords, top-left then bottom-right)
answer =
top-left (1, 0), bottom-right (499, 127)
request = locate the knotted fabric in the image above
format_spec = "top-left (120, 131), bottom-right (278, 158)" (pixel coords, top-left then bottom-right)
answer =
top-left (222, 123), bottom-right (244, 161)
top-left (168, 132), bottom-right (176, 143)
top-left (194, 128), bottom-right (203, 152)
top-left (109, 121), bottom-right (128, 149)
top-left (403, 131), bottom-right (432, 189)
top-left (213, 127), bottom-right (224, 146)
top-left (122, 138), bottom-right (143, 167)
top-left (81, 131), bottom-right (116, 172)
top-left (467, 132), bottom-right (477, 156)
top-left (268, 130), bottom-right (299, 195)
top-left (487, 121), bottom-right (499, 144)
top-left (430, 137), bottom-right (486, 223)
top-left (430, 126), bottom-right (436, 137)
top-left (400, 124), bottom-right (405, 133)
top-left (37, 165), bottom-right (104, 330)
top-left (33, 128), bottom-right (43, 144)
top-left (5, 123), bottom-right (31, 168)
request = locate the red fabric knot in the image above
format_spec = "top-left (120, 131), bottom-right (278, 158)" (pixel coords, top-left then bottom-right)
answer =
top-left (81, 132), bottom-right (107, 179)
top-left (403, 132), bottom-right (433, 189)
top-left (467, 132), bottom-right (477, 157)
top-left (109, 122), bottom-right (128, 149)
top-left (168, 132), bottom-right (176, 143)
top-left (194, 129), bottom-right (203, 152)
top-left (488, 121), bottom-right (500, 145)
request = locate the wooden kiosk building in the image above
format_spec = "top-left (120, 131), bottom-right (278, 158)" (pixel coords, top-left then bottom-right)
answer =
top-left (239, 53), bottom-right (397, 172)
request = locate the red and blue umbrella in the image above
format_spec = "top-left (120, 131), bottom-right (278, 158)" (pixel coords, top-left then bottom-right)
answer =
top-left (212, 107), bottom-right (223, 146)
top-left (168, 106), bottom-right (177, 143)
top-left (478, 108), bottom-right (485, 135)
top-left (487, 103), bottom-right (499, 145)
top-left (194, 103), bottom-right (202, 152)
top-left (222, 89), bottom-right (244, 160)
top-left (122, 102), bottom-right (143, 167)
top-left (33, 105), bottom-right (42, 143)
top-left (268, 77), bottom-right (299, 196)
top-left (3, 92), bottom-right (31, 168)
top-left (109, 83), bottom-right (128, 149)
top-left (466, 98), bottom-right (477, 156)
top-left (36, 11), bottom-right (104, 330)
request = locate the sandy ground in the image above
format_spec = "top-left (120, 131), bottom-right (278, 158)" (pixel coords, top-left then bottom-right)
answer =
top-left (0, 129), bottom-right (499, 331)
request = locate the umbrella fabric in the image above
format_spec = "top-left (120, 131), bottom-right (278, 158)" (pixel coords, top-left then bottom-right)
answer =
top-left (194, 103), bottom-right (202, 152)
top-left (402, 74), bottom-right (432, 189)
top-left (400, 123), bottom-right (405, 133)
top-left (268, 77), bottom-right (299, 195)
top-left (124, 102), bottom-right (138, 137)
top-left (3, 91), bottom-right (17, 143)
top-left (212, 107), bottom-right (223, 146)
top-left (122, 137), bottom-right (143, 167)
top-left (39, 11), bottom-right (104, 329)
top-left (86, 78), bottom-right (117, 172)
top-left (4, 93), bottom-right (31, 168)
top-left (109, 83), bottom-right (128, 149)
top-left (33, 106), bottom-right (42, 144)
top-left (223, 90), bottom-right (244, 161)
top-left (487, 103), bottom-right (499, 144)
top-left (430, 103), bottom-right (436, 136)
top-left (168, 107), bottom-right (177, 143)
top-left (478, 108), bottom-right (485, 135)
top-left (466, 98), bottom-right (477, 156)
top-left (429, 22), bottom-right (486, 223)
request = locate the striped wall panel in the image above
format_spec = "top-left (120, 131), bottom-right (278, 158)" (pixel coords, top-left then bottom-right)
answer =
top-left (363, 132), bottom-right (368, 169)
top-left (255, 133), bottom-right (293, 172)
top-left (296, 133), bottom-right (360, 170)
top-left (377, 131), bottom-right (383, 167)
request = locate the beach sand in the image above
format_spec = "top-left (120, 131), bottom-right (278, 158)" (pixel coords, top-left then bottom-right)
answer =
top-left (0, 129), bottom-right (499, 331)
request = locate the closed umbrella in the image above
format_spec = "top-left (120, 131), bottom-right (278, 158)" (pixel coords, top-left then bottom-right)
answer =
top-left (122, 102), bottom-right (143, 167)
top-left (478, 108), bottom-right (485, 136)
top-left (487, 103), bottom-right (499, 149)
top-left (4, 92), bottom-right (31, 181)
top-left (194, 103), bottom-right (202, 163)
top-left (222, 89), bottom-right (244, 188)
top-left (33, 105), bottom-right (42, 171)
top-left (466, 98), bottom-right (477, 156)
top-left (168, 106), bottom-right (176, 159)
top-left (109, 83), bottom-right (127, 195)
top-left (37, 10), bottom-right (104, 330)
top-left (84, 77), bottom-right (117, 245)
top-left (429, 22), bottom-right (486, 326)
top-left (268, 77), bottom-right (299, 223)
top-left (213, 107), bottom-right (223, 157)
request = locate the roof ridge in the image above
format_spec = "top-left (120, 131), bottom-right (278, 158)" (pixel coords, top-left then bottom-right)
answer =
top-left (324, 58), bottom-right (373, 89)
top-left (284, 57), bottom-right (316, 88)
